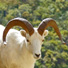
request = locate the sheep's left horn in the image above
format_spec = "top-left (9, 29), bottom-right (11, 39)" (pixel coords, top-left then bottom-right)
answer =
top-left (38, 18), bottom-right (66, 44)
top-left (3, 18), bottom-right (34, 43)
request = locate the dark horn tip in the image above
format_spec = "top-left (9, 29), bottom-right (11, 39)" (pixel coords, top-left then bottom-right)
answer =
top-left (62, 41), bottom-right (66, 45)
top-left (63, 43), bottom-right (66, 45)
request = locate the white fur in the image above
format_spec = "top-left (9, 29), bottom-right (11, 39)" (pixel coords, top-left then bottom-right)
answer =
top-left (0, 25), bottom-right (48, 68)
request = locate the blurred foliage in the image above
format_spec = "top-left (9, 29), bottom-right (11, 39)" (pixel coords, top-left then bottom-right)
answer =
top-left (0, 0), bottom-right (68, 68)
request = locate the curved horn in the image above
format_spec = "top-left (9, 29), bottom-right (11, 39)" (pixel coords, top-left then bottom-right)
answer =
top-left (38, 18), bottom-right (65, 44)
top-left (3, 18), bottom-right (34, 43)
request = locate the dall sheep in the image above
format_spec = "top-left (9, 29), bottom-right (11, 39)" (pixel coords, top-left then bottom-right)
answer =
top-left (0, 18), bottom-right (65, 68)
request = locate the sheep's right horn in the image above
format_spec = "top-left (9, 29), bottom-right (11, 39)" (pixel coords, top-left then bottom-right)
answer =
top-left (3, 18), bottom-right (34, 43)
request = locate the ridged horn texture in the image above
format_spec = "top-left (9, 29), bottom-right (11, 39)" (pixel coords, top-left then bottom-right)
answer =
top-left (3, 18), bottom-right (34, 42)
top-left (38, 18), bottom-right (65, 44)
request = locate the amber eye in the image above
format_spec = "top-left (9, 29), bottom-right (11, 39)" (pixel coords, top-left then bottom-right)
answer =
top-left (42, 40), bottom-right (44, 42)
top-left (27, 39), bottom-right (29, 42)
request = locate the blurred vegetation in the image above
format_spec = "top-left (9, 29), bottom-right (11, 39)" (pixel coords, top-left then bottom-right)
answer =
top-left (0, 0), bottom-right (68, 68)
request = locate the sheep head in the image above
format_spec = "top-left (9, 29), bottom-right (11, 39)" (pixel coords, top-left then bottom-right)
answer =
top-left (3, 18), bottom-right (65, 59)
top-left (20, 28), bottom-right (48, 59)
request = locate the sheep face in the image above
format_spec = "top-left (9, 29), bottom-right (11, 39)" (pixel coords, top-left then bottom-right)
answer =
top-left (20, 28), bottom-right (48, 59)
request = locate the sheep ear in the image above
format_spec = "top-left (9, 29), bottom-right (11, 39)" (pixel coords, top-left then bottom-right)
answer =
top-left (20, 30), bottom-right (26, 37)
top-left (43, 30), bottom-right (49, 37)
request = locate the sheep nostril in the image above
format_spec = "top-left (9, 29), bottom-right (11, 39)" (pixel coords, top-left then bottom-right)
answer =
top-left (35, 54), bottom-right (40, 57)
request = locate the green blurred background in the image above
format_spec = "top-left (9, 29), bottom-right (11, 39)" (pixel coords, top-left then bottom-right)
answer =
top-left (0, 0), bottom-right (68, 68)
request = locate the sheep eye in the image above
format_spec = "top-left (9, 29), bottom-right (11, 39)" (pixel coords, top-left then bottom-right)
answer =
top-left (27, 39), bottom-right (29, 42)
top-left (42, 40), bottom-right (44, 42)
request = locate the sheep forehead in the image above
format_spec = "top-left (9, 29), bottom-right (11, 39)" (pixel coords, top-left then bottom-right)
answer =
top-left (26, 28), bottom-right (44, 40)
